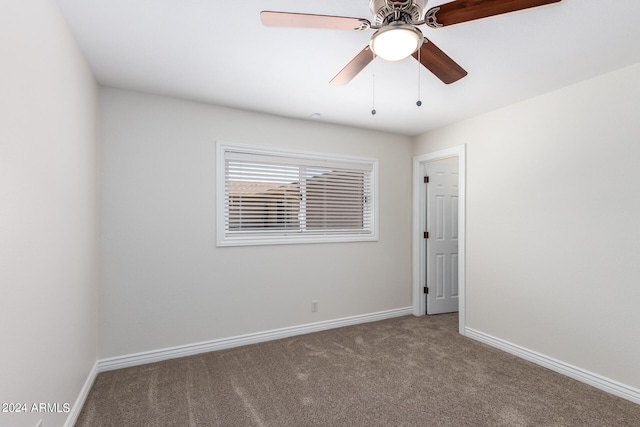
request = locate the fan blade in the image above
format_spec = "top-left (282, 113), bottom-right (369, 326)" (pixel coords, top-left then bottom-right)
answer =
top-left (412, 38), bottom-right (467, 84)
top-left (425, 0), bottom-right (562, 28)
top-left (330, 46), bottom-right (375, 86)
top-left (261, 11), bottom-right (371, 31)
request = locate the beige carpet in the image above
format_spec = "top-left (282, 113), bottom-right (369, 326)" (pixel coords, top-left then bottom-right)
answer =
top-left (76, 314), bottom-right (640, 426)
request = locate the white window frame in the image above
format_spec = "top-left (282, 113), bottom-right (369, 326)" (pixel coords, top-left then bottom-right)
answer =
top-left (216, 141), bottom-right (379, 247)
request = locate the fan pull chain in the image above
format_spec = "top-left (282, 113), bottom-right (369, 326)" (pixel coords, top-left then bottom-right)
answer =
top-left (371, 65), bottom-right (377, 115)
top-left (416, 46), bottom-right (422, 107)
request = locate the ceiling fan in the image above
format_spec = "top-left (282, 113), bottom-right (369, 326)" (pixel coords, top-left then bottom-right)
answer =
top-left (261, 0), bottom-right (562, 86)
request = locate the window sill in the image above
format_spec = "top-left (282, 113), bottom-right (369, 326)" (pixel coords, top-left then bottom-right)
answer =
top-left (216, 233), bottom-right (379, 247)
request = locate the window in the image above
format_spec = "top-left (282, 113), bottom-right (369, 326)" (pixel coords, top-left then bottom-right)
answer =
top-left (217, 141), bottom-right (378, 246)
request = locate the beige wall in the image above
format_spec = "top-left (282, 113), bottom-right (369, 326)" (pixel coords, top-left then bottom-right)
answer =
top-left (413, 63), bottom-right (640, 388)
top-left (98, 88), bottom-right (413, 358)
top-left (0, 1), bottom-right (99, 426)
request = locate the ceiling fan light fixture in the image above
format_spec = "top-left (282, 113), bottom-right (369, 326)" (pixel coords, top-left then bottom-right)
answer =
top-left (369, 23), bottom-right (423, 62)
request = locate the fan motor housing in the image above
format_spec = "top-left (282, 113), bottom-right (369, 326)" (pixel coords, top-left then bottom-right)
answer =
top-left (369, 0), bottom-right (428, 26)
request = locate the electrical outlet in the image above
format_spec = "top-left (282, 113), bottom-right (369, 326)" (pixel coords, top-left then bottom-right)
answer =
top-left (311, 300), bottom-right (318, 312)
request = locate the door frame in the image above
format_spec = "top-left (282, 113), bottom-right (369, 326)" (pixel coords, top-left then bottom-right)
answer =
top-left (412, 145), bottom-right (466, 335)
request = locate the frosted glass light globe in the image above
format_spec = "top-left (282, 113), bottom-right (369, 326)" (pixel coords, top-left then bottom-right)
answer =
top-left (370, 24), bottom-right (423, 62)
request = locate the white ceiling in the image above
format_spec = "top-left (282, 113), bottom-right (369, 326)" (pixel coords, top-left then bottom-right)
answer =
top-left (55, 0), bottom-right (640, 136)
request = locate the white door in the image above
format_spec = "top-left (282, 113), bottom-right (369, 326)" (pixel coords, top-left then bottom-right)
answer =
top-left (425, 157), bottom-right (459, 314)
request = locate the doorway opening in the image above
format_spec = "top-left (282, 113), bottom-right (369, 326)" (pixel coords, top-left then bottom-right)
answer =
top-left (412, 145), bottom-right (466, 335)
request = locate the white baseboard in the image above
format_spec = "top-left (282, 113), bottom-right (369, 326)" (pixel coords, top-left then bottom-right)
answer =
top-left (465, 327), bottom-right (640, 405)
top-left (64, 361), bottom-right (98, 427)
top-left (98, 307), bottom-right (413, 373)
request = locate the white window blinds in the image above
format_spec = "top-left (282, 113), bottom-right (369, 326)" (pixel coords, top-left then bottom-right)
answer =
top-left (217, 142), bottom-right (378, 246)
